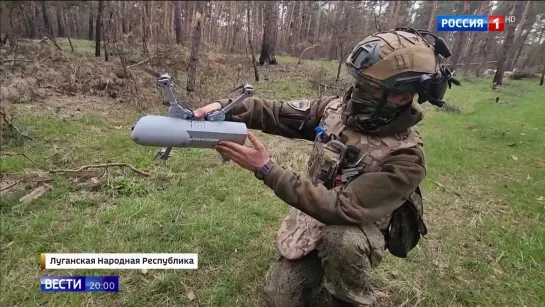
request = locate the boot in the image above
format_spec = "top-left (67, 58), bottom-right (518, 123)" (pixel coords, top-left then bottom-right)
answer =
top-left (330, 296), bottom-right (357, 307)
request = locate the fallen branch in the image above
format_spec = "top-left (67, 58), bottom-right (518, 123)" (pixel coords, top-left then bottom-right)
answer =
top-left (127, 54), bottom-right (161, 69)
top-left (298, 44), bottom-right (318, 65)
top-left (40, 28), bottom-right (62, 51)
top-left (0, 58), bottom-right (34, 63)
top-left (49, 163), bottom-right (150, 176)
top-left (0, 175), bottom-right (54, 194)
top-left (0, 177), bottom-right (29, 192)
top-left (1, 152), bottom-right (47, 170)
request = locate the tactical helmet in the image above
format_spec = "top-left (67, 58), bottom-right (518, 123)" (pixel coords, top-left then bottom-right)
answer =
top-left (346, 27), bottom-right (459, 107)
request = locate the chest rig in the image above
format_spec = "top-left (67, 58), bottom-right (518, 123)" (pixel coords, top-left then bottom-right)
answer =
top-left (308, 98), bottom-right (422, 188)
top-left (276, 98), bottom-right (424, 260)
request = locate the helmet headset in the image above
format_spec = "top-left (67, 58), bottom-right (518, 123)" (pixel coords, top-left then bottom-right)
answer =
top-left (345, 27), bottom-right (460, 108)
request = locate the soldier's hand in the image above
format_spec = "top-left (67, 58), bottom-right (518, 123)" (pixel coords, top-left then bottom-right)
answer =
top-left (216, 131), bottom-right (270, 172)
top-left (193, 102), bottom-right (222, 118)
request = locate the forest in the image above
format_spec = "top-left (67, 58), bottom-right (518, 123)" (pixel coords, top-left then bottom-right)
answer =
top-left (1, 1), bottom-right (544, 307)
top-left (1, 0), bottom-right (544, 88)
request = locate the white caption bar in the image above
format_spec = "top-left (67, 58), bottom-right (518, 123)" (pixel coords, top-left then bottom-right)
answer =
top-left (41, 253), bottom-right (198, 270)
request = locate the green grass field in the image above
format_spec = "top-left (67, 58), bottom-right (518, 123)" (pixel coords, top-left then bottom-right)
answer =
top-left (1, 52), bottom-right (544, 307)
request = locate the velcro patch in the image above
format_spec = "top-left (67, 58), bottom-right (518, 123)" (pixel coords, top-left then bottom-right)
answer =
top-left (287, 99), bottom-right (311, 112)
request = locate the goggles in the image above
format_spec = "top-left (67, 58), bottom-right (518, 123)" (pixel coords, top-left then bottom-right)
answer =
top-left (347, 28), bottom-right (460, 107)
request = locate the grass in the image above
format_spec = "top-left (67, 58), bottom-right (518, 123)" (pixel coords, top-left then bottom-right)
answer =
top-left (1, 54), bottom-right (544, 307)
top-left (56, 38), bottom-right (96, 57)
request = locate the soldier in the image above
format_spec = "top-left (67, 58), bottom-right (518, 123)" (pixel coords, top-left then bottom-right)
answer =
top-left (194, 28), bottom-right (459, 307)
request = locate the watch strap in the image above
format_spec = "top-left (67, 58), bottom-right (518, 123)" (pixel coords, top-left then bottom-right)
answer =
top-left (255, 160), bottom-right (274, 180)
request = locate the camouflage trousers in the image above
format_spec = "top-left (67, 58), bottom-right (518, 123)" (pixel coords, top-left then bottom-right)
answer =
top-left (264, 223), bottom-right (386, 307)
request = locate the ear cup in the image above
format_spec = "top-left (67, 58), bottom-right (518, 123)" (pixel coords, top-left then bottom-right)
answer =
top-left (433, 36), bottom-right (452, 58)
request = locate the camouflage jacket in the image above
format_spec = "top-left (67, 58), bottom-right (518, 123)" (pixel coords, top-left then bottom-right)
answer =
top-left (215, 95), bottom-right (427, 259)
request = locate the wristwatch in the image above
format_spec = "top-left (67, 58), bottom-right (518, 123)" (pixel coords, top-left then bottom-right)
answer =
top-left (254, 160), bottom-right (275, 180)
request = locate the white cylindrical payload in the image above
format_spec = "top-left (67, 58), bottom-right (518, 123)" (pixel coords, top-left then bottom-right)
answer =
top-left (131, 115), bottom-right (248, 148)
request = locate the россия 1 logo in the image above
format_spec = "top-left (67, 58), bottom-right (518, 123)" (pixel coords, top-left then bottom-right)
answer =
top-left (437, 15), bottom-right (506, 32)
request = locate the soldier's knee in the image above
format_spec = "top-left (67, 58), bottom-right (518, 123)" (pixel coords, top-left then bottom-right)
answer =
top-left (318, 226), bottom-right (367, 258)
top-left (317, 225), bottom-right (384, 268)
top-left (316, 225), bottom-right (385, 306)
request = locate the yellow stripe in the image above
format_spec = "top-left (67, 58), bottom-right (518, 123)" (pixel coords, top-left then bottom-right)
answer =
top-left (40, 253), bottom-right (45, 270)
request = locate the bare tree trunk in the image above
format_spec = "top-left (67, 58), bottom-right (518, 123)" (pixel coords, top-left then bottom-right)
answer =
top-left (427, 0), bottom-right (439, 32)
top-left (385, 1), bottom-right (397, 30)
top-left (391, 0), bottom-right (401, 29)
top-left (95, 0), bottom-right (103, 57)
top-left (449, 0), bottom-right (471, 72)
top-left (212, 1), bottom-right (224, 46)
top-left (56, 5), bottom-right (65, 37)
top-left (182, 1), bottom-right (190, 42)
top-left (142, 1), bottom-right (150, 55)
top-left (314, 3), bottom-right (321, 43)
top-left (476, 35), bottom-right (492, 77)
top-left (259, 0), bottom-right (279, 65)
top-left (247, 1), bottom-right (259, 81)
top-left (187, 2), bottom-right (204, 94)
top-left (306, 4), bottom-right (312, 41)
top-left (283, 1), bottom-right (294, 51)
top-left (121, 1), bottom-right (128, 35)
top-left (512, 9), bottom-right (538, 70)
top-left (226, 1), bottom-right (235, 50)
top-left (512, 31), bottom-right (531, 70)
top-left (25, 2), bottom-right (37, 38)
top-left (463, 1), bottom-right (489, 74)
top-left (4, 6), bottom-right (16, 47)
top-left (207, 1), bottom-right (212, 43)
top-left (288, 2), bottom-right (299, 52)
top-left (230, 3), bottom-right (240, 52)
top-left (335, 2), bottom-right (350, 83)
top-left (174, 0), bottom-right (182, 44)
top-left (297, 1), bottom-right (304, 43)
top-left (521, 27), bottom-right (544, 69)
top-left (259, 1), bottom-right (264, 50)
top-left (103, 11), bottom-right (113, 61)
top-left (63, 9), bottom-right (75, 52)
top-left (73, 7), bottom-right (80, 38)
top-left (33, 3), bottom-right (41, 38)
top-left (506, 0), bottom-right (532, 71)
top-left (278, 1), bottom-right (285, 48)
top-left (493, 0), bottom-right (525, 85)
top-left (162, 1), bottom-right (170, 44)
top-left (40, 0), bottom-right (52, 36)
top-left (328, 2), bottom-right (343, 60)
top-left (190, 2), bottom-right (196, 40)
top-left (149, 1), bottom-right (154, 47)
top-left (88, 4), bottom-right (94, 40)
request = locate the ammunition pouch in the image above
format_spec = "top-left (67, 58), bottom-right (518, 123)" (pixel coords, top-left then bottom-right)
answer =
top-left (386, 187), bottom-right (428, 258)
top-left (308, 140), bottom-right (347, 189)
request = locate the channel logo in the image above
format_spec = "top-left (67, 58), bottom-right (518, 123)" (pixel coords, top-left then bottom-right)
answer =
top-left (437, 15), bottom-right (513, 32)
top-left (437, 15), bottom-right (488, 32)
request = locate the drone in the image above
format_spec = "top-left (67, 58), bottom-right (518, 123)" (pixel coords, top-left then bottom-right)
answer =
top-left (131, 73), bottom-right (253, 161)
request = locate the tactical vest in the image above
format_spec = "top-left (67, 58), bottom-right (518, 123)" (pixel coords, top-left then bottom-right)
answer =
top-left (276, 98), bottom-right (426, 260)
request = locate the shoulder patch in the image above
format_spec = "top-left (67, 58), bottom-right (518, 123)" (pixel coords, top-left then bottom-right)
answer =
top-left (287, 99), bottom-right (311, 111)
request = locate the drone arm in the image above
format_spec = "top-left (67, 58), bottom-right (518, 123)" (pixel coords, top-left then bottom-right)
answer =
top-left (157, 73), bottom-right (194, 120)
top-left (205, 84), bottom-right (255, 121)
